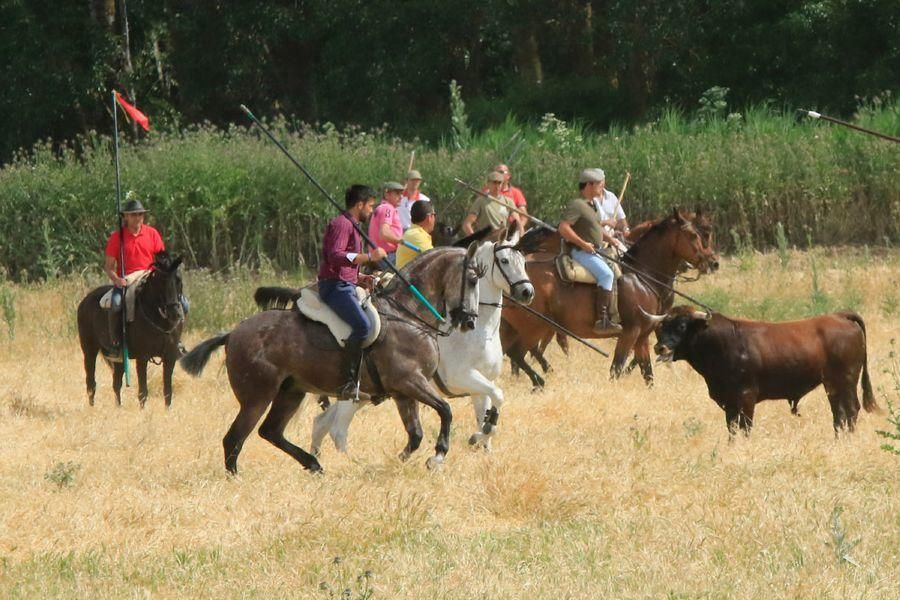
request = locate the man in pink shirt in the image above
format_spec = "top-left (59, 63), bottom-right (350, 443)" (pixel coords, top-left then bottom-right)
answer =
top-left (367, 181), bottom-right (404, 265)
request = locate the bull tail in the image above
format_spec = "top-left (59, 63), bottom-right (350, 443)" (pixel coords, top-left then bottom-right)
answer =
top-left (180, 332), bottom-right (230, 377)
top-left (254, 286), bottom-right (301, 310)
top-left (843, 312), bottom-right (880, 413)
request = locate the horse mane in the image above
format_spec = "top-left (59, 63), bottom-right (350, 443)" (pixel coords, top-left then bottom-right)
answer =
top-left (623, 210), bottom-right (686, 261)
top-left (516, 226), bottom-right (554, 254)
top-left (452, 226), bottom-right (492, 248)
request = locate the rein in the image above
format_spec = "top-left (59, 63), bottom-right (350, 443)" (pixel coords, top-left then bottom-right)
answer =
top-left (136, 271), bottom-right (184, 334)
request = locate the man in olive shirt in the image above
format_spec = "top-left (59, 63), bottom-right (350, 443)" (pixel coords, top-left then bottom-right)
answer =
top-left (558, 169), bottom-right (627, 335)
top-left (462, 171), bottom-right (524, 241)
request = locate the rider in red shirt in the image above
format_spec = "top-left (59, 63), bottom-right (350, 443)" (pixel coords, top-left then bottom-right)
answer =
top-left (102, 196), bottom-right (176, 358)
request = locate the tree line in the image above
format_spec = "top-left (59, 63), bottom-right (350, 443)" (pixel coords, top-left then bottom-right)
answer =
top-left (1, 0), bottom-right (898, 163)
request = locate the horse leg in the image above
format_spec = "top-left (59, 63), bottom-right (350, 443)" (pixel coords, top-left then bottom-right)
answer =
top-left (258, 388), bottom-right (322, 473)
top-left (623, 357), bottom-right (639, 375)
top-left (394, 396), bottom-right (423, 461)
top-left (83, 349), bottom-right (98, 406)
top-left (223, 398), bottom-right (271, 475)
top-left (529, 347), bottom-right (552, 374)
top-left (393, 376), bottom-right (453, 469)
top-left (311, 399), bottom-right (365, 455)
top-left (609, 326), bottom-right (640, 379)
top-left (112, 362), bottom-right (124, 407)
top-left (136, 358), bottom-right (149, 409)
top-left (634, 332), bottom-right (655, 387)
top-left (507, 345), bottom-right (544, 390)
top-left (788, 397), bottom-right (801, 417)
top-left (458, 371), bottom-right (505, 450)
top-left (162, 356), bottom-right (176, 409)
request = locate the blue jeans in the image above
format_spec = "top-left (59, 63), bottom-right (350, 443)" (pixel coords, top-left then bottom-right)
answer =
top-left (318, 280), bottom-right (371, 340)
top-left (571, 248), bottom-right (614, 291)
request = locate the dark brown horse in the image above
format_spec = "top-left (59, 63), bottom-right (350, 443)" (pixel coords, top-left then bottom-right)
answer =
top-left (179, 245), bottom-right (483, 475)
top-left (77, 251), bottom-right (185, 408)
top-left (502, 208), bottom-right (718, 388)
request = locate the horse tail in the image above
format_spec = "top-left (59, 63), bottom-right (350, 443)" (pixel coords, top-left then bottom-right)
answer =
top-left (180, 332), bottom-right (230, 377)
top-left (254, 286), bottom-right (301, 310)
top-left (843, 312), bottom-right (880, 413)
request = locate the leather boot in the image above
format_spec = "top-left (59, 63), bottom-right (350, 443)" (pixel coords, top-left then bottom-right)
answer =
top-left (336, 338), bottom-right (369, 401)
top-left (593, 288), bottom-right (622, 335)
top-left (106, 308), bottom-right (123, 360)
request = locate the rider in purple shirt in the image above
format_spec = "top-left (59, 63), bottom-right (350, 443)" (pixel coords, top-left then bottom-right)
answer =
top-left (318, 184), bottom-right (387, 400)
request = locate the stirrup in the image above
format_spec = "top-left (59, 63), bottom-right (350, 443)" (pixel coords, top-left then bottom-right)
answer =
top-left (337, 380), bottom-right (370, 402)
top-left (592, 319), bottom-right (622, 335)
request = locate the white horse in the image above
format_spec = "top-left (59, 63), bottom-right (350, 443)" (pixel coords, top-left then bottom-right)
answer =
top-left (311, 238), bottom-right (535, 455)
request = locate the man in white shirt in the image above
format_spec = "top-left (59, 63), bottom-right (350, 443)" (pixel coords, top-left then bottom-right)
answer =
top-left (592, 169), bottom-right (630, 239)
top-left (398, 169), bottom-right (431, 230)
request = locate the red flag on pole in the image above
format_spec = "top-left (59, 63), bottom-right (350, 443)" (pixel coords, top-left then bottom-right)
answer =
top-left (114, 91), bottom-right (150, 132)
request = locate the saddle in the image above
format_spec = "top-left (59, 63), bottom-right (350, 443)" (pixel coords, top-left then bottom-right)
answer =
top-left (295, 286), bottom-right (381, 349)
top-left (554, 240), bottom-right (621, 321)
top-left (554, 240), bottom-right (622, 285)
top-left (99, 270), bottom-right (151, 321)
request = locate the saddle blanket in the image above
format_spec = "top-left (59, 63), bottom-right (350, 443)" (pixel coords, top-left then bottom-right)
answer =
top-left (556, 252), bottom-right (622, 285)
top-left (99, 270), bottom-right (151, 322)
top-left (295, 285), bottom-right (381, 348)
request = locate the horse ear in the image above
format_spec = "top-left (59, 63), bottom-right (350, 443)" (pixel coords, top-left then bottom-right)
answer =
top-left (506, 227), bottom-right (521, 246)
top-left (466, 239), bottom-right (480, 260)
top-left (672, 207), bottom-right (685, 224)
top-left (172, 255), bottom-right (184, 270)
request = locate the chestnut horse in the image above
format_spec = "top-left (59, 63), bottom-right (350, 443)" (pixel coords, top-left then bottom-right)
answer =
top-left (513, 208), bottom-right (717, 379)
top-left (179, 245), bottom-right (483, 474)
top-left (502, 208), bottom-right (719, 388)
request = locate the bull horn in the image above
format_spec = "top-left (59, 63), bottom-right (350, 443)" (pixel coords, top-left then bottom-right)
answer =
top-left (638, 306), bottom-right (667, 324)
top-left (692, 310), bottom-right (711, 320)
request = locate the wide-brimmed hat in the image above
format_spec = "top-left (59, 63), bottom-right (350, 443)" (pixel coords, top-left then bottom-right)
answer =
top-left (407, 169), bottom-right (422, 180)
top-left (383, 181), bottom-right (405, 191)
top-left (120, 199), bottom-right (148, 214)
top-left (487, 171), bottom-right (504, 183)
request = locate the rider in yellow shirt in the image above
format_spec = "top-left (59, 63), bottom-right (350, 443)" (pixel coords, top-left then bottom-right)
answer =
top-left (396, 200), bottom-right (436, 268)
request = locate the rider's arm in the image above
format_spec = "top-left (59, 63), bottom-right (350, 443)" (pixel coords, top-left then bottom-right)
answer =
top-left (558, 221), bottom-right (594, 253)
top-left (104, 255), bottom-right (126, 287)
top-left (461, 212), bottom-right (477, 236)
top-left (379, 222), bottom-right (401, 244)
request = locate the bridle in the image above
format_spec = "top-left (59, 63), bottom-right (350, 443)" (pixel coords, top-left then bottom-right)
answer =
top-left (137, 269), bottom-right (184, 335)
top-left (480, 243), bottom-right (529, 309)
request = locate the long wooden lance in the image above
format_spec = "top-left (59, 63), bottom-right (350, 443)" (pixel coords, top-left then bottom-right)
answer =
top-left (453, 178), bottom-right (556, 230)
top-left (240, 105), bottom-right (446, 322)
top-left (111, 91), bottom-right (131, 386)
top-left (798, 110), bottom-right (900, 143)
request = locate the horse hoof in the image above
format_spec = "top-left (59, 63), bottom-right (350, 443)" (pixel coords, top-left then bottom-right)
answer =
top-left (398, 450), bottom-right (411, 462)
top-left (531, 386), bottom-right (544, 394)
top-left (426, 455), bottom-right (444, 470)
top-left (468, 434), bottom-right (480, 446)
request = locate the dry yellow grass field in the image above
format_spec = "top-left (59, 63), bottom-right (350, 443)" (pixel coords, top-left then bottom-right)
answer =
top-left (1, 249), bottom-right (898, 598)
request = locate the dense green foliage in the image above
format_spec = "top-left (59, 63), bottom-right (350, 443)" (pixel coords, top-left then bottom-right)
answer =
top-left (0, 103), bottom-right (897, 281)
top-left (1, 0), bottom-right (898, 162)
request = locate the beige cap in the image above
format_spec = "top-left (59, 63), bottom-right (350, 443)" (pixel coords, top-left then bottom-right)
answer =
top-left (578, 168), bottom-right (606, 184)
top-left (407, 169), bottom-right (422, 180)
top-left (487, 171), bottom-right (504, 183)
top-left (383, 181), bottom-right (405, 191)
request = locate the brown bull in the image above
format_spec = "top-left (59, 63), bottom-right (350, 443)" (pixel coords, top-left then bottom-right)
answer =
top-left (650, 305), bottom-right (879, 435)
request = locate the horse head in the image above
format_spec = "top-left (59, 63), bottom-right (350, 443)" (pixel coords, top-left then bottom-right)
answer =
top-left (448, 242), bottom-right (483, 331)
top-left (480, 240), bottom-right (534, 304)
top-left (147, 251), bottom-right (185, 323)
top-left (668, 208), bottom-right (718, 274)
